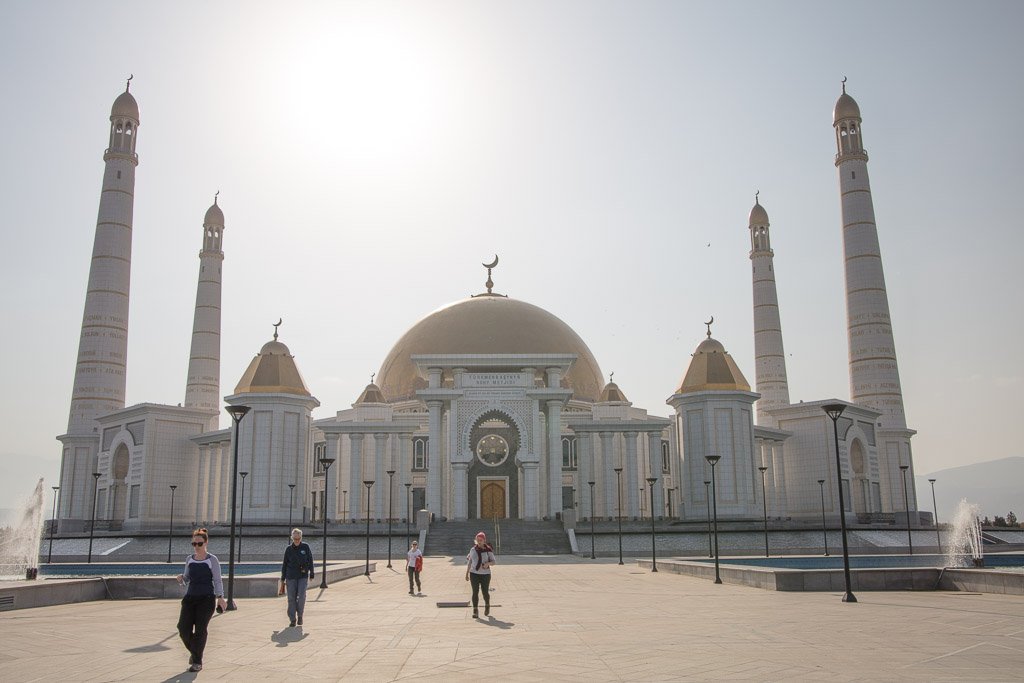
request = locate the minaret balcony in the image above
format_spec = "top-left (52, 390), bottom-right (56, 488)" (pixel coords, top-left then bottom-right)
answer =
top-left (835, 151), bottom-right (869, 165)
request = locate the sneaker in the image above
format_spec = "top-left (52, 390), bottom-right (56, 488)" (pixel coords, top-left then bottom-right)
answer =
top-left (409, 590), bottom-right (414, 595)
top-left (484, 604), bottom-right (490, 616)
top-left (290, 620), bottom-right (296, 627)
top-left (297, 615), bottom-right (303, 626)
top-left (189, 663), bottom-right (202, 672)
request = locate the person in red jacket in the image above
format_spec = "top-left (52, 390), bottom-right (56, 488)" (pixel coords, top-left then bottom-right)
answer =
top-left (406, 540), bottom-right (423, 594)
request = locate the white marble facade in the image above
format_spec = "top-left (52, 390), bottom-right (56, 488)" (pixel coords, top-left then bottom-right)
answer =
top-left (56, 83), bottom-right (920, 531)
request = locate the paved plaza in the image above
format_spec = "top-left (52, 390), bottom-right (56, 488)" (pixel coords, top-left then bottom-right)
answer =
top-left (1, 556), bottom-right (1023, 681)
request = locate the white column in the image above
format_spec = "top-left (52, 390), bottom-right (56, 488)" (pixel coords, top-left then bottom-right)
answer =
top-left (196, 448), bottom-right (210, 523)
top-left (426, 401), bottom-right (443, 515)
top-left (349, 433), bottom-right (364, 521)
top-left (771, 442), bottom-right (787, 518)
top-left (219, 441), bottom-right (231, 520)
top-left (373, 433), bottom-right (387, 520)
top-left (452, 462), bottom-right (469, 520)
top-left (206, 445), bottom-right (222, 523)
top-left (647, 432), bottom-right (664, 519)
top-left (578, 432), bottom-right (593, 519)
top-left (399, 433), bottom-right (413, 488)
top-left (522, 462), bottom-right (540, 520)
top-left (546, 399), bottom-right (563, 517)
top-left (600, 432), bottom-right (615, 518)
top-left (624, 432), bottom-right (639, 518)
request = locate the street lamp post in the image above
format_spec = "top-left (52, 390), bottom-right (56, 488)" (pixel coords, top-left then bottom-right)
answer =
top-left (288, 484), bottom-right (296, 529)
top-left (900, 464), bottom-right (913, 555)
top-left (758, 466), bottom-right (769, 557)
top-left (342, 490), bottom-right (348, 523)
top-left (646, 477), bottom-right (658, 572)
top-left (404, 483), bottom-right (412, 548)
top-left (928, 478), bottom-right (941, 553)
top-left (48, 486), bottom-right (59, 564)
top-left (818, 479), bottom-right (829, 556)
top-left (704, 480), bottom-right (713, 558)
top-left (705, 456), bottom-right (721, 584)
top-left (588, 481), bottom-right (596, 560)
top-left (166, 485), bottom-right (177, 563)
top-left (363, 481), bottom-right (374, 576)
top-left (613, 468), bottom-right (624, 565)
top-left (224, 404), bottom-right (251, 611)
top-left (87, 473), bottom-right (101, 564)
top-left (386, 470), bottom-right (395, 569)
top-left (823, 403), bottom-right (856, 602)
top-left (238, 472), bottom-right (249, 562)
top-left (319, 457), bottom-right (335, 589)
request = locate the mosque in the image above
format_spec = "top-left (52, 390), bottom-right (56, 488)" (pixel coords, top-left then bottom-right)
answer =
top-left (55, 80), bottom-right (919, 534)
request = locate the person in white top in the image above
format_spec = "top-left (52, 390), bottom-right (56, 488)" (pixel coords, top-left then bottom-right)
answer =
top-left (465, 531), bottom-right (496, 618)
top-left (406, 540), bottom-right (423, 595)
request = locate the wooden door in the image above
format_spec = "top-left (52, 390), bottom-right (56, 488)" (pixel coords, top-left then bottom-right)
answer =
top-left (480, 481), bottom-right (506, 519)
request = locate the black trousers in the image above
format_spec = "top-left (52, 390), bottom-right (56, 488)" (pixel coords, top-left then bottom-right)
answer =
top-left (407, 567), bottom-right (421, 591)
top-left (177, 595), bottom-right (216, 664)
top-left (469, 573), bottom-right (491, 609)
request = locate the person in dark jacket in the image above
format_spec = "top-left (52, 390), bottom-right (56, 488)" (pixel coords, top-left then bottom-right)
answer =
top-left (176, 528), bottom-right (226, 672)
top-left (280, 528), bottom-right (314, 626)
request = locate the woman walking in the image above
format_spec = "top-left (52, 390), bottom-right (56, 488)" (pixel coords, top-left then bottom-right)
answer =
top-left (464, 531), bottom-right (496, 618)
top-left (406, 539), bottom-right (423, 595)
top-left (175, 528), bottom-right (226, 672)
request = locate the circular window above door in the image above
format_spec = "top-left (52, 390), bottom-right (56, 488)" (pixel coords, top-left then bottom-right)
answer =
top-left (476, 434), bottom-right (510, 467)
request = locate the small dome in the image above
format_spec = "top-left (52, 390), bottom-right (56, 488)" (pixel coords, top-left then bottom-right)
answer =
top-left (599, 381), bottom-right (629, 403)
top-left (354, 382), bottom-right (387, 405)
top-left (234, 339), bottom-right (311, 396)
top-left (111, 90), bottom-right (140, 121)
top-left (749, 200), bottom-right (769, 227)
top-left (676, 336), bottom-right (750, 394)
top-left (204, 201), bottom-right (224, 227)
top-left (833, 91), bottom-right (861, 124)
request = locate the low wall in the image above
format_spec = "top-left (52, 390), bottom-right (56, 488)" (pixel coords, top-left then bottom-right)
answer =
top-left (642, 558), bottom-right (1024, 594)
top-left (0, 562), bottom-right (373, 611)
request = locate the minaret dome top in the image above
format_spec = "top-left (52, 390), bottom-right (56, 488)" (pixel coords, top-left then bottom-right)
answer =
top-left (749, 194), bottom-right (769, 227)
top-left (833, 81), bottom-right (861, 124)
top-left (111, 80), bottom-right (140, 121)
top-left (204, 194), bottom-right (224, 227)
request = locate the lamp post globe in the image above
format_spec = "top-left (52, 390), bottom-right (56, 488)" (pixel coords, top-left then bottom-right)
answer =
top-left (704, 455), bottom-right (721, 584)
top-left (318, 457), bottom-right (334, 589)
top-left (823, 403), bottom-right (856, 603)
top-left (224, 403), bottom-right (251, 611)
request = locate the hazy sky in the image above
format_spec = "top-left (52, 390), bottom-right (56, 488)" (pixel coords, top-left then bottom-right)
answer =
top-left (2, 1), bottom-right (1022, 513)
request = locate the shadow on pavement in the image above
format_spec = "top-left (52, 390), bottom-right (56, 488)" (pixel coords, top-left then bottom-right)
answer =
top-left (124, 632), bottom-right (176, 653)
top-left (271, 626), bottom-right (308, 647)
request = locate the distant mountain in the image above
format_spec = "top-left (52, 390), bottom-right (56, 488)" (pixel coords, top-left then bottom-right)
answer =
top-left (917, 457), bottom-right (1024, 523)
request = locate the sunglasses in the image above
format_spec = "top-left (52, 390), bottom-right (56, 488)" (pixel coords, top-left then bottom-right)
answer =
top-left (191, 542), bottom-right (205, 547)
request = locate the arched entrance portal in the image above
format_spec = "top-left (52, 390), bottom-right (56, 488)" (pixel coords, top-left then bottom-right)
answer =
top-left (468, 411), bottom-right (520, 519)
top-left (110, 445), bottom-right (130, 525)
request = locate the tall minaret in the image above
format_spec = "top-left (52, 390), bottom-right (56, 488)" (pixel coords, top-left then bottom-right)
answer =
top-left (833, 81), bottom-right (916, 515)
top-left (749, 193), bottom-right (790, 427)
top-left (57, 79), bottom-right (140, 527)
top-left (183, 195), bottom-right (225, 423)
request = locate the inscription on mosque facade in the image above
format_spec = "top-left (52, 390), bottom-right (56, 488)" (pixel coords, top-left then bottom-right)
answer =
top-left (463, 373), bottom-right (524, 388)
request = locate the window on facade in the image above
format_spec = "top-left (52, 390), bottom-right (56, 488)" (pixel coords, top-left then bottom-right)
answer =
top-left (661, 440), bottom-right (671, 474)
top-left (313, 442), bottom-right (326, 475)
top-left (413, 437), bottom-right (428, 470)
top-left (561, 436), bottom-right (578, 470)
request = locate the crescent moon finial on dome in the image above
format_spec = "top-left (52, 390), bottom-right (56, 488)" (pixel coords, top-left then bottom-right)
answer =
top-left (482, 254), bottom-right (498, 294)
top-left (214, 190), bottom-right (219, 205)
top-left (704, 316), bottom-right (714, 338)
top-left (755, 190), bottom-right (759, 204)
top-left (370, 372), bottom-right (376, 385)
top-left (841, 76), bottom-right (847, 93)
top-left (126, 73), bottom-right (133, 92)
top-left (273, 317), bottom-right (283, 340)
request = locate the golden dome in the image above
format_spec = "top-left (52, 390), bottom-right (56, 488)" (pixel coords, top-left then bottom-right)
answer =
top-left (749, 200), bottom-right (769, 227)
top-left (377, 295), bottom-right (604, 402)
top-left (111, 90), bottom-right (140, 121)
top-left (676, 337), bottom-right (750, 393)
top-left (833, 91), bottom-right (861, 124)
top-left (599, 381), bottom-right (629, 403)
top-left (234, 339), bottom-right (311, 396)
top-left (354, 382), bottom-right (387, 405)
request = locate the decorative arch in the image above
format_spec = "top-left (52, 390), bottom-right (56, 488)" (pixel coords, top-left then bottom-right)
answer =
top-left (459, 403), bottom-right (531, 463)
